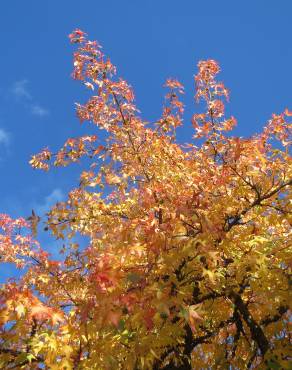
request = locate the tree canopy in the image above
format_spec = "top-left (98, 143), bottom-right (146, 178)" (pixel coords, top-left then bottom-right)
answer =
top-left (0, 30), bottom-right (291, 369)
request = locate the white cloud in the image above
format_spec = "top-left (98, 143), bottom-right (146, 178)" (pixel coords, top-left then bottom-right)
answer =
top-left (10, 80), bottom-right (49, 118)
top-left (11, 79), bottom-right (32, 100)
top-left (0, 128), bottom-right (10, 146)
top-left (31, 104), bottom-right (49, 117)
top-left (34, 188), bottom-right (64, 216)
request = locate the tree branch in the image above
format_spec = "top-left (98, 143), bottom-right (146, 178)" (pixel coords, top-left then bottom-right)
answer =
top-left (260, 305), bottom-right (289, 326)
top-left (229, 292), bottom-right (269, 355)
top-left (225, 178), bottom-right (292, 231)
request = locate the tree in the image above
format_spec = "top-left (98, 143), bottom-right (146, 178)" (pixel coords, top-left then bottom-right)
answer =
top-left (0, 29), bottom-right (291, 369)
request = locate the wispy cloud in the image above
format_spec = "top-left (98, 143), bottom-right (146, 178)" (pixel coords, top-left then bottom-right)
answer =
top-left (31, 104), bottom-right (49, 117)
top-left (0, 128), bottom-right (10, 147)
top-left (34, 188), bottom-right (64, 216)
top-left (11, 79), bottom-right (32, 100)
top-left (10, 79), bottom-right (49, 118)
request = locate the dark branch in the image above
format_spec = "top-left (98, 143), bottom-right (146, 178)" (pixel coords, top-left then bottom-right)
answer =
top-left (224, 178), bottom-right (292, 232)
top-left (260, 305), bottom-right (289, 326)
top-left (229, 292), bottom-right (269, 355)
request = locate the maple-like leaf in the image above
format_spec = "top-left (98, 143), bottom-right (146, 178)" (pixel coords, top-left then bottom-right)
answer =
top-left (0, 30), bottom-right (291, 370)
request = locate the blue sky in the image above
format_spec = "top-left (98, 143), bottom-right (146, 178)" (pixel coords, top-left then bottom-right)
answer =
top-left (0, 1), bottom-right (291, 279)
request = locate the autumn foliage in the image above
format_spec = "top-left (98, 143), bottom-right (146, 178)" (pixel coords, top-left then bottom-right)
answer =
top-left (0, 29), bottom-right (291, 369)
